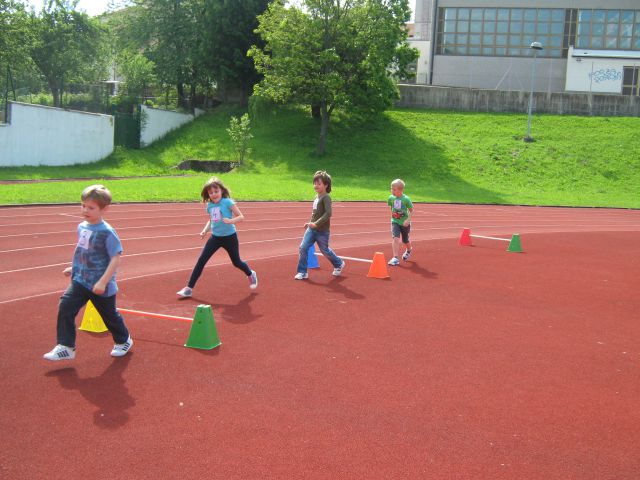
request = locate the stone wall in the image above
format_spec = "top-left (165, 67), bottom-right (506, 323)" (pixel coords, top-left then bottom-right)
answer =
top-left (397, 84), bottom-right (640, 116)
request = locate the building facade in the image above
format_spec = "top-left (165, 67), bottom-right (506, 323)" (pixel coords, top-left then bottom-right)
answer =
top-left (410, 0), bottom-right (640, 95)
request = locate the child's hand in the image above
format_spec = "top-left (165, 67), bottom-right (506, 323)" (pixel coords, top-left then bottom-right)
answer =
top-left (63, 267), bottom-right (72, 276)
top-left (306, 222), bottom-right (317, 229)
top-left (222, 218), bottom-right (233, 224)
top-left (92, 281), bottom-right (106, 295)
top-left (403, 220), bottom-right (410, 227)
top-left (200, 230), bottom-right (208, 239)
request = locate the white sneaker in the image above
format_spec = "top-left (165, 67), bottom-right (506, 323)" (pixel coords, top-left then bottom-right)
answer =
top-left (388, 257), bottom-right (400, 266)
top-left (332, 260), bottom-right (345, 276)
top-left (111, 336), bottom-right (133, 357)
top-left (249, 270), bottom-right (258, 289)
top-left (294, 272), bottom-right (308, 280)
top-left (402, 249), bottom-right (412, 261)
top-left (43, 344), bottom-right (76, 361)
top-left (176, 286), bottom-right (192, 298)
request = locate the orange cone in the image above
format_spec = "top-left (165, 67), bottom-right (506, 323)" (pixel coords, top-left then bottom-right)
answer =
top-left (367, 252), bottom-right (390, 279)
top-left (459, 228), bottom-right (472, 246)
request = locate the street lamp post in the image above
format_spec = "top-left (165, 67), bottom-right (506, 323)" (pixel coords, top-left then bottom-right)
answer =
top-left (524, 41), bottom-right (543, 143)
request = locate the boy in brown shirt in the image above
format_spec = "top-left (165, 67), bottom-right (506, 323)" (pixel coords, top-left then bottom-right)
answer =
top-left (294, 171), bottom-right (345, 280)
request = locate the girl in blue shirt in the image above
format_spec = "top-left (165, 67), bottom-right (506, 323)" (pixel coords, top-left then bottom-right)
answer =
top-left (177, 177), bottom-right (257, 297)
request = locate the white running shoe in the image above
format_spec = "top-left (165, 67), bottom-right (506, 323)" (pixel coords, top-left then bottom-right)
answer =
top-left (176, 286), bottom-right (192, 298)
top-left (402, 249), bottom-right (412, 261)
top-left (111, 336), bottom-right (133, 357)
top-left (249, 270), bottom-right (258, 289)
top-left (332, 260), bottom-right (346, 276)
top-left (294, 272), bottom-right (308, 280)
top-left (43, 344), bottom-right (76, 361)
top-left (388, 257), bottom-right (400, 266)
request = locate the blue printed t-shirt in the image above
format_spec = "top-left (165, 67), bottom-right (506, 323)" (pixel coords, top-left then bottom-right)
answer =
top-left (388, 194), bottom-right (413, 225)
top-left (72, 220), bottom-right (123, 297)
top-left (207, 198), bottom-right (236, 236)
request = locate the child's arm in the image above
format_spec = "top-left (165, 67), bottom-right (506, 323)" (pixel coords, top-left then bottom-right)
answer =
top-left (200, 220), bottom-right (211, 238)
top-left (403, 207), bottom-right (413, 227)
top-left (223, 205), bottom-right (244, 224)
top-left (92, 254), bottom-right (121, 295)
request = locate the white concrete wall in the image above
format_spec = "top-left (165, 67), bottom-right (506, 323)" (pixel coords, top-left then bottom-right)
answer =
top-left (409, 40), bottom-right (432, 84)
top-left (565, 47), bottom-right (638, 94)
top-left (0, 102), bottom-right (114, 167)
top-left (140, 105), bottom-right (204, 147)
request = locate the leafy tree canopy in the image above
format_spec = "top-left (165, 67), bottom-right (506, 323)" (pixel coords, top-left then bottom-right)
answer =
top-left (249, 0), bottom-right (418, 155)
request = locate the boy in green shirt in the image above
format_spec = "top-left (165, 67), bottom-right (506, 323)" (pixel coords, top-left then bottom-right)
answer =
top-left (387, 178), bottom-right (413, 266)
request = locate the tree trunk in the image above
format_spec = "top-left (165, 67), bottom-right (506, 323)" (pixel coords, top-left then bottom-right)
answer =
top-left (176, 82), bottom-right (187, 109)
top-left (311, 103), bottom-right (321, 119)
top-left (316, 100), bottom-right (330, 156)
top-left (49, 80), bottom-right (61, 108)
top-left (189, 82), bottom-right (197, 113)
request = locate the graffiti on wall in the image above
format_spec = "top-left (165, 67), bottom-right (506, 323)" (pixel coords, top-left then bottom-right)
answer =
top-left (589, 68), bottom-right (622, 84)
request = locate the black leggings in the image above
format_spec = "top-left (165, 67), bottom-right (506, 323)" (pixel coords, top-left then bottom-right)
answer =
top-left (188, 233), bottom-right (251, 288)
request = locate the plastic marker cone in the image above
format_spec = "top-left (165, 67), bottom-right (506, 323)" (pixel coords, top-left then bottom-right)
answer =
top-left (459, 228), bottom-right (472, 246)
top-left (367, 252), bottom-right (390, 279)
top-left (307, 244), bottom-right (319, 268)
top-left (184, 304), bottom-right (221, 350)
top-left (507, 233), bottom-right (523, 253)
top-left (79, 300), bottom-right (108, 333)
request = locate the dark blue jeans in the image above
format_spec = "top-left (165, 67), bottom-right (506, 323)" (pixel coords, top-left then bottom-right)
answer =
top-left (57, 281), bottom-right (129, 348)
top-left (188, 233), bottom-right (252, 288)
top-left (297, 228), bottom-right (342, 274)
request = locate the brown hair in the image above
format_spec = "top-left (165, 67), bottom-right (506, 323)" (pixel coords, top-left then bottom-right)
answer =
top-left (200, 177), bottom-right (231, 202)
top-left (81, 184), bottom-right (112, 209)
top-left (313, 170), bottom-right (332, 193)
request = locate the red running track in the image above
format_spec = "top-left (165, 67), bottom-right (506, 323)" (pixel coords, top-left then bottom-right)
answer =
top-left (0, 202), bottom-right (639, 479)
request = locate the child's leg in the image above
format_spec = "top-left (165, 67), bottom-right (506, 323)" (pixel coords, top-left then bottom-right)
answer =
top-left (402, 225), bottom-right (412, 252)
top-left (401, 225), bottom-right (412, 260)
top-left (315, 231), bottom-right (342, 268)
top-left (220, 233), bottom-right (252, 276)
top-left (296, 228), bottom-right (316, 274)
top-left (91, 293), bottom-right (129, 344)
top-left (187, 235), bottom-right (223, 288)
top-left (391, 223), bottom-right (401, 258)
top-left (56, 282), bottom-right (90, 348)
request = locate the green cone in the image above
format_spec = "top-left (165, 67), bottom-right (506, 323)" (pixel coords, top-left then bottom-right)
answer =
top-left (507, 234), bottom-right (523, 253)
top-left (184, 304), bottom-right (221, 350)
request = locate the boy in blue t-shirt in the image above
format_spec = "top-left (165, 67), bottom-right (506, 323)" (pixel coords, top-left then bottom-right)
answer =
top-left (387, 178), bottom-right (414, 266)
top-left (43, 185), bottom-right (132, 361)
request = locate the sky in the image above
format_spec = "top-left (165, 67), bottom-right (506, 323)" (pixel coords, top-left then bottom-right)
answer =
top-left (27, 0), bottom-right (416, 20)
top-left (27, 0), bottom-right (120, 17)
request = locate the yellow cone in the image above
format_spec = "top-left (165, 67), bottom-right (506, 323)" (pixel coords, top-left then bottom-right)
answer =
top-left (79, 300), bottom-right (108, 333)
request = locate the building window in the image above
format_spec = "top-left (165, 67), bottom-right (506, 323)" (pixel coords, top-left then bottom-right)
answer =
top-left (576, 9), bottom-right (640, 51)
top-left (437, 7), bottom-right (566, 57)
top-left (437, 7), bottom-right (640, 58)
top-left (622, 66), bottom-right (640, 95)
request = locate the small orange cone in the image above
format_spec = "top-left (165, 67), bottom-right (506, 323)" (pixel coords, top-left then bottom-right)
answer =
top-left (459, 228), bottom-right (472, 246)
top-left (367, 252), bottom-right (390, 279)
top-left (79, 300), bottom-right (108, 333)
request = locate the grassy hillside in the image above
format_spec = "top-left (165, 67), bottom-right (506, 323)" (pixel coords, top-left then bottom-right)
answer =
top-left (1, 105), bottom-right (638, 207)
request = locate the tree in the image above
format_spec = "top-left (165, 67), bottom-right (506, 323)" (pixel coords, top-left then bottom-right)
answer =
top-left (29, 0), bottom-right (108, 107)
top-left (0, 0), bottom-right (36, 77)
top-left (121, 0), bottom-right (208, 111)
top-left (249, 0), bottom-right (418, 155)
top-left (201, 0), bottom-right (270, 106)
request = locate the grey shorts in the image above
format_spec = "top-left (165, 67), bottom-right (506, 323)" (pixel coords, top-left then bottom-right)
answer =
top-left (391, 222), bottom-right (411, 243)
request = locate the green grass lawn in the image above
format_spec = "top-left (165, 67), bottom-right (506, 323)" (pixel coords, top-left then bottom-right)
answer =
top-left (1, 105), bottom-right (638, 207)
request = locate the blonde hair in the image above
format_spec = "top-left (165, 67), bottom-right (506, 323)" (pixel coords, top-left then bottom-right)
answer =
top-left (391, 179), bottom-right (405, 189)
top-left (81, 185), bottom-right (112, 208)
top-left (200, 177), bottom-right (231, 202)
top-left (313, 170), bottom-right (332, 193)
